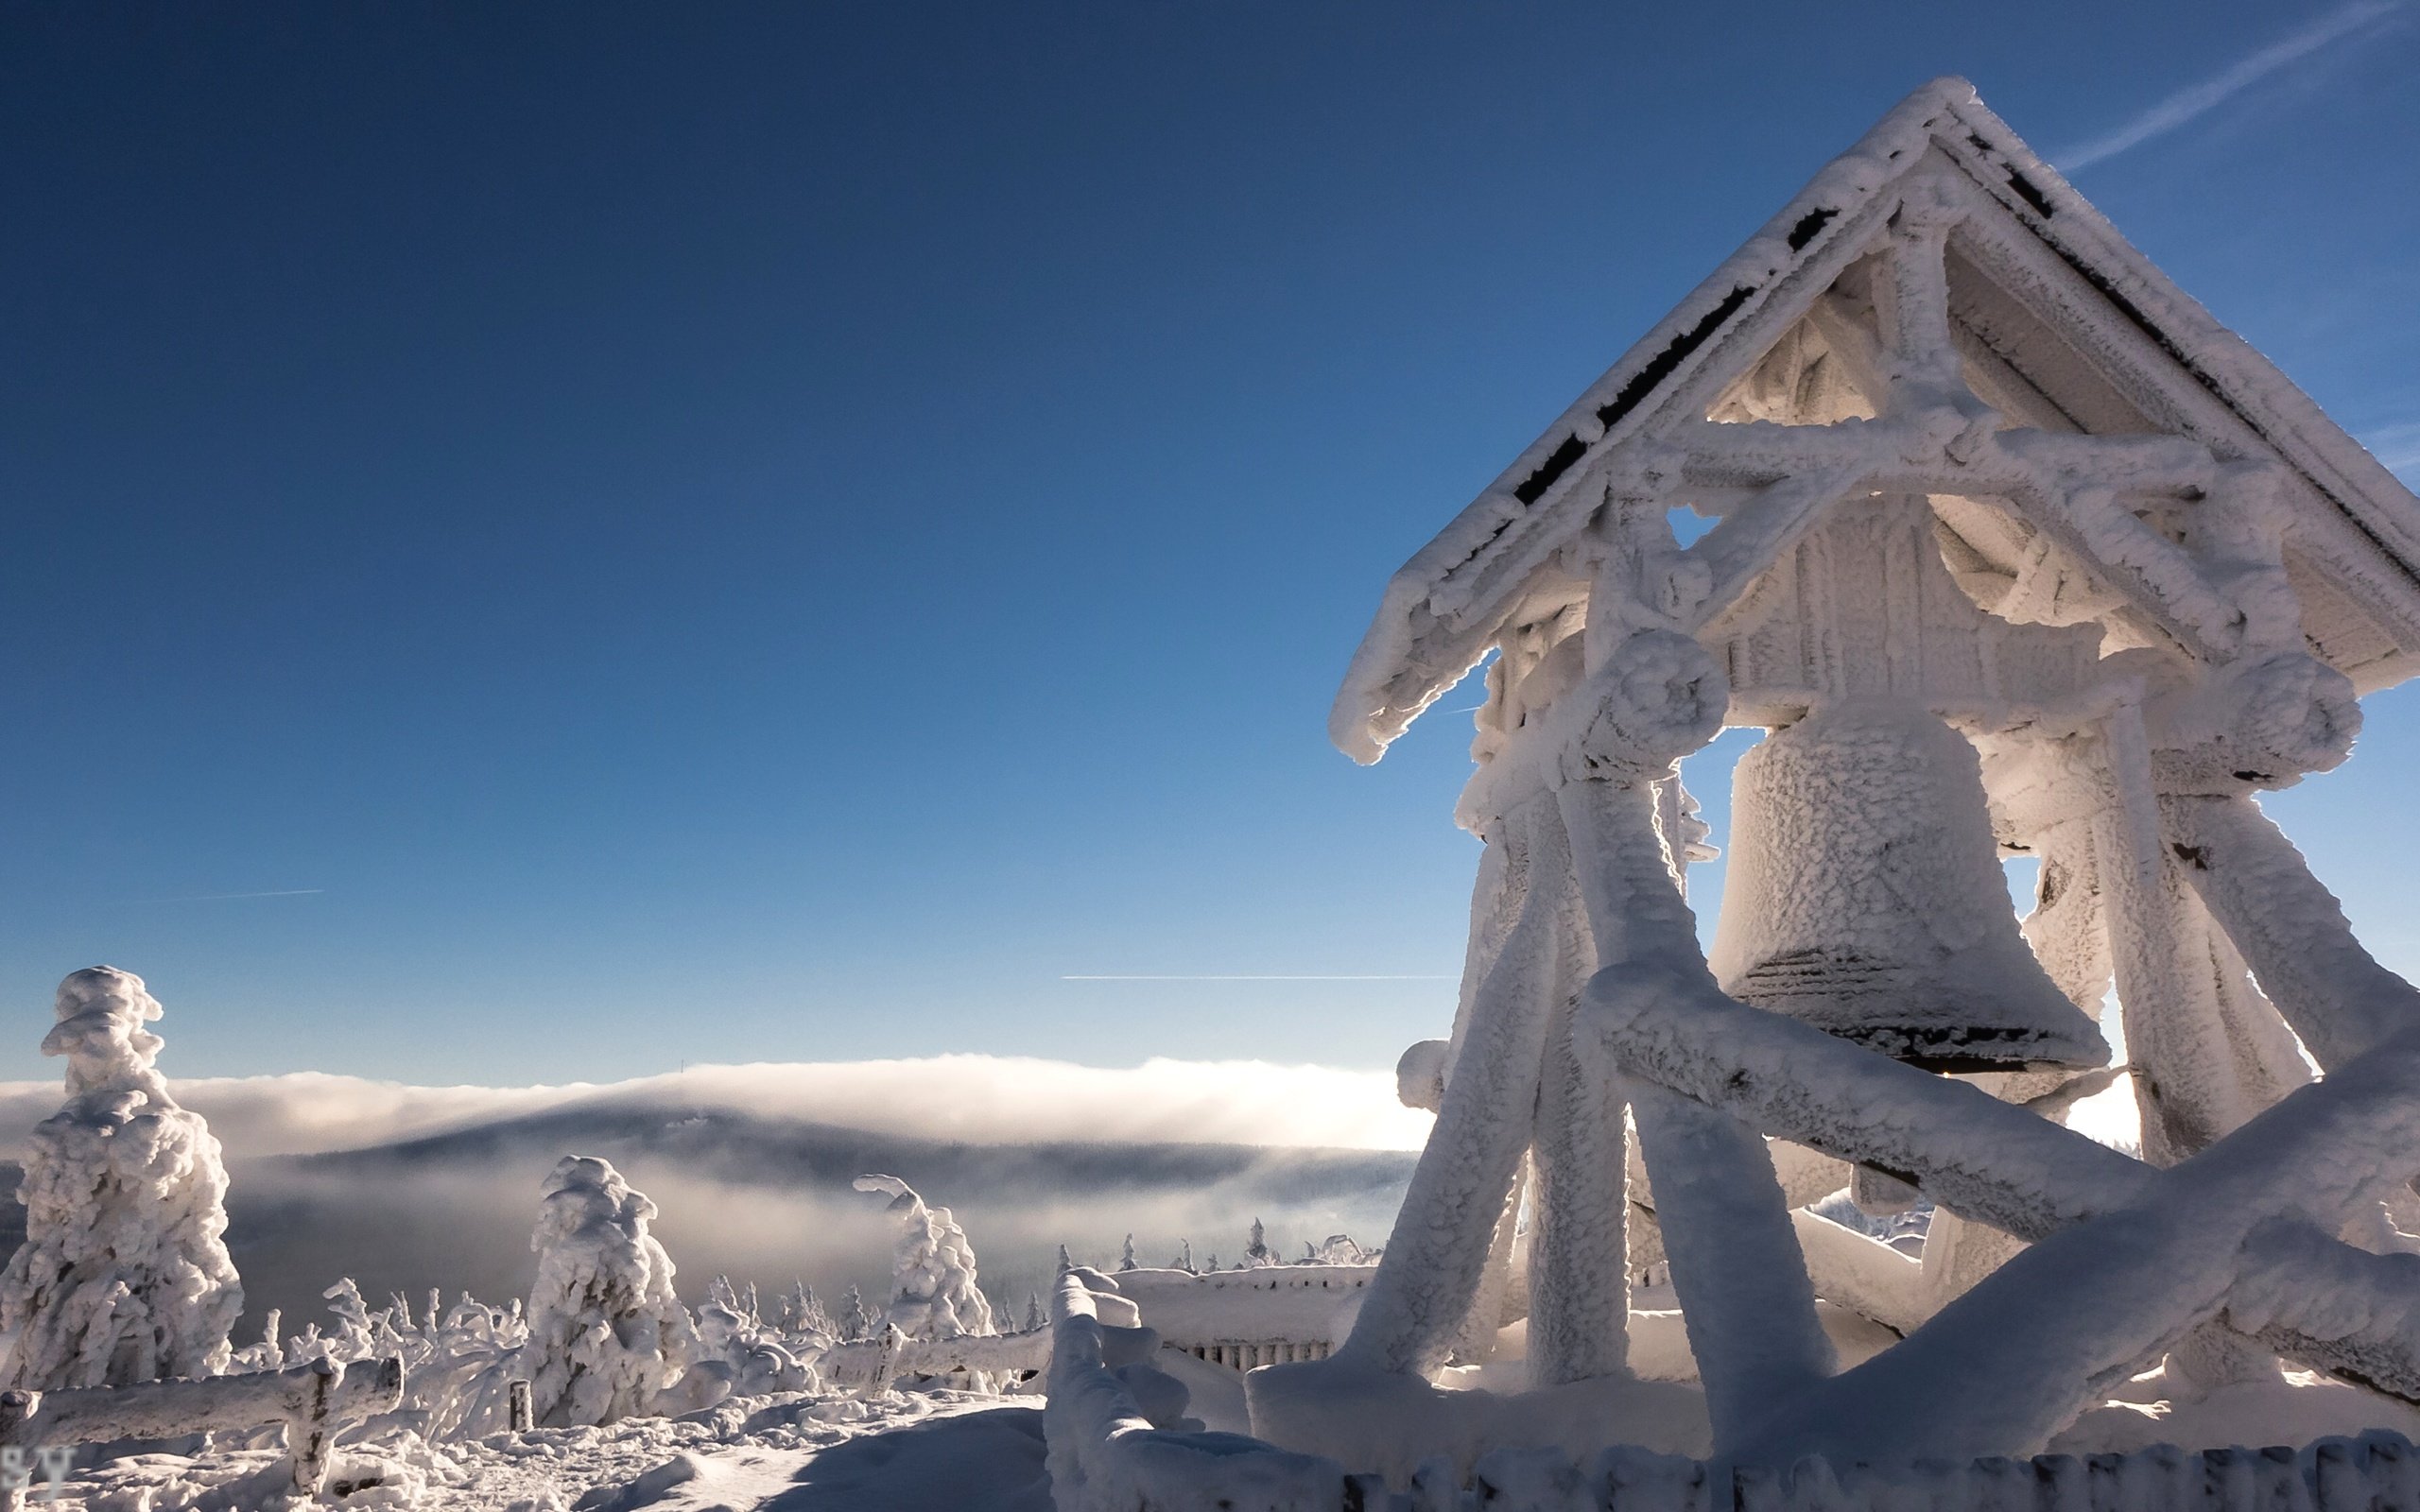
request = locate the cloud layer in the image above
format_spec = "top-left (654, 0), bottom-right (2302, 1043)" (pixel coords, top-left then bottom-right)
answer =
top-left (0, 1054), bottom-right (1433, 1162)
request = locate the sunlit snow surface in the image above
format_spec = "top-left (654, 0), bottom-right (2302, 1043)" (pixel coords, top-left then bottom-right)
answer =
top-left (45, 1389), bottom-right (1054, 1511)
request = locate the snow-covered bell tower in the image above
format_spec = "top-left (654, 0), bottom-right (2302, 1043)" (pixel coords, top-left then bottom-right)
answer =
top-left (1254, 78), bottom-right (2420, 1470)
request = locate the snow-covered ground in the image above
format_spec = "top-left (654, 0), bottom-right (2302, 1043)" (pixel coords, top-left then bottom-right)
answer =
top-left (45, 1388), bottom-right (1051, 1511)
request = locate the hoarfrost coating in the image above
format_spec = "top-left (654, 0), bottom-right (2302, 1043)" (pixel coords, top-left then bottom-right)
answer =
top-left (524, 1155), bottom-right (700, 1428)
top-left (0, 967), bottom-right (240, 1390)
top-left (854, 1174), bottom-right (997, 1341)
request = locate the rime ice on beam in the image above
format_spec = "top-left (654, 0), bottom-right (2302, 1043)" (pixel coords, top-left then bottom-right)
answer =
top-left (0, 968), bottom-right (241, 1390)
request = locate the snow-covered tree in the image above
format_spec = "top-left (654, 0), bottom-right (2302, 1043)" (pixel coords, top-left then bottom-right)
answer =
top-left (1055, 1245), bottom-right (1073, 1274)
top-left (851, 1175), bottom-right (994, 1340)
top-left (1118, 1234), bottom-right (1137, 1272)
top-left (524, 1155), bottom-right (699, 1427)
top-left (1243, 1217), bottom-right (1274, 1268)
top-left (838, 1284), bottom-right (873, 1343)
top-left (1169, 1239), bottom-right (1194, 1274)
top-left (0, 967), bottom-right (241, 1389)
top-left (779, 1280), bottom-right (834, 1340)
top-left (1023, 1292), bottom-right (1044, 1332)
top-left (1310, 1233), bottom-right (1376, 1265)
top-left (691, 1276), bottom-right (812, 1400)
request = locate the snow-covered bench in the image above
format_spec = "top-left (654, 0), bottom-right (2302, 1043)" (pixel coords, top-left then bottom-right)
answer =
top-left (0, 1354), bottom-right (404, 1510)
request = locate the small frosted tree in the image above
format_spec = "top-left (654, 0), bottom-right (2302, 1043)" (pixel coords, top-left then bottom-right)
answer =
top-left (1243, 1217), bottom-right (1274, 1268)
top-left (1118, 1234), bottom-right (1137, 1272)
top-left (780, 1280), bottom-right (834, 1340)
top-left (852, 1175), bottom-right (994, 1340)
top-left (0, 968), bottom-right (241, 1389)
top-left (838, 1284), bottom-right (873, 1343)
top-left (524, 1156), bottom-right (699, 1427)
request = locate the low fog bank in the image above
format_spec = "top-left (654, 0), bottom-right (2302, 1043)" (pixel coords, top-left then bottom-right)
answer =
top-left (222, 1103), bottom-right (1413, 1328)
top-left (0, 1059), bottom-right (1426, 1332)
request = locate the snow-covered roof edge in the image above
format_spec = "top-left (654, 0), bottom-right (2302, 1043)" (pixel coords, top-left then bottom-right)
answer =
top-left (1329, 77), bottom-right (2420, 763)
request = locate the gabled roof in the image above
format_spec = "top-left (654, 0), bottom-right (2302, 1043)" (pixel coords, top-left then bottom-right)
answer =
top-left (1331, 77), bottom-right (2420, 764)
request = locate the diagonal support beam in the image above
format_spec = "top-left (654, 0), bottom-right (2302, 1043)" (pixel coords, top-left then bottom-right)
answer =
top-left (1586, 962), bottom-right (2420, 1410)
top-left (2161, 793), bottom-right (2420, 1072)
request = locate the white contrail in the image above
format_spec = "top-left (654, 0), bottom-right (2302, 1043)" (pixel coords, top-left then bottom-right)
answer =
top-left (126, 888), bottom-right (325, 903)
top-left (1063, 974), bottom-right (1453, 982)
top-left (2061, 0), bottom-right (2399, 172)
top-left (2366, 421), bottom-right (2420, 480)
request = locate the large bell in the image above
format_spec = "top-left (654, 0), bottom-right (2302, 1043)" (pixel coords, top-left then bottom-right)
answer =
top-left (1706, 698), bottom-right (2109, 1073)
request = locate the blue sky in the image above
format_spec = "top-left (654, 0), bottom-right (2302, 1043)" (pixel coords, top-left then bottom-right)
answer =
top-left (3, 3), bottom-right (2417, 1086)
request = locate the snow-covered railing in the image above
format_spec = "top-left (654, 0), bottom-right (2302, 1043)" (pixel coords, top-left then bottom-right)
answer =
top-left (819, 1325), bottom-right (1051, 1387)
top-left (1102, 1264), bottom-right (1371, 1377)
top-left (1045, 1269), bottom-right (1360, 1512)
top-left (1182, 1339), bottom-right (1334, 1371)
top-left (0, 1355), bottom-right (403, 1511)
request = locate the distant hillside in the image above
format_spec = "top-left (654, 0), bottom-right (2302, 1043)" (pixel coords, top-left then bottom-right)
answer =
top-left (199, 1096), bottom-right (1414, 1330)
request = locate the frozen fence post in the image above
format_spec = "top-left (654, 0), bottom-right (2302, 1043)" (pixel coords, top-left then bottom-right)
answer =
top-left (285, 1356), bottom-right (339, 1497)
top-left (0, 1392), bottom-right (34, 1512)
top-left (508, 1378), bottom-right (533, 1432)
top-left (860, 1324), bottom-right (904, 1398)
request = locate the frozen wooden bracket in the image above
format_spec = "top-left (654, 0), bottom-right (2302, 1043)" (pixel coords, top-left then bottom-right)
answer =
top-left (0, 1355), bottom-right (403, 1510)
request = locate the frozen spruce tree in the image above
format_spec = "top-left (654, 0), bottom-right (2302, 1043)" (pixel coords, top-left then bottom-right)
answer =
top-left (0, 968), bottom-right (241, 1389)
top-left (852, 1175), bottom-right (994, 1339)
top-left (524, 1155), bottom-right (700, 1427)
top-left (1118, 1233), bottom-right (1137, 1272)
top-left (838, 1284), bottom-right (873, 1343)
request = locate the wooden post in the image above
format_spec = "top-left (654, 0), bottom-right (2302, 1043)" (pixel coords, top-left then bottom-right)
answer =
top-left (285, 1357), bottom-right (340, 1497)
top-left (508, 1378), bottom-right (533, 1433)
top-left (0, 1390), bottom-right (38, 1512)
